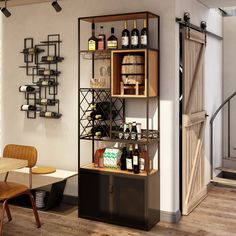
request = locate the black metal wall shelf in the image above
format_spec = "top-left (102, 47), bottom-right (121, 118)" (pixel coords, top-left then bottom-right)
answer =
top-left (20, 34), bottom-right (63, 119)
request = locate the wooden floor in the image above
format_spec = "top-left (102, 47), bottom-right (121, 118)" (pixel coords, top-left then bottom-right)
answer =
top-left (2, 186), bottom-right (236, 235)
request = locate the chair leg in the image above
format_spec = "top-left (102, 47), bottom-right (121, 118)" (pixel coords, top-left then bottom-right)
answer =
top-left (5, 202), bottom-right (12, 222)
top-left (27, 191), bottom-right (41, 228)
top-left (0, 200), bottom-right (7, 236)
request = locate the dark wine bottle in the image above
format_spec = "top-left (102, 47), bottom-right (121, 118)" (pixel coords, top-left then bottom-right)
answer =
top-left (118, 122), bottom-right (124, 139)
top-left (131, 20), bottom-right (139, 48)
top-left (23, 47), bottom-right (44, 55)
top-left (120, 146), bottom-right (127, 170)
top-left (107, 27), bottom-right (118, 49)
top-left (39, 111), bottom-right (62, 118)
top-left (131, 122), bottom-right (137, 140)
top-left (41, 56), bottom-right (64, 62)
top-left (19, 85), bottom-right (39, 92)
top-left (141, 19), bottom-right (148, 48)
top-left (98, 26), bottom-right (106, 50)
top-left (36, 98), bottom-right (57, 106)
top-left (126, 144), bottom-right (133, 171)
top-left (88, 22), bottom-right (98, 51)
top-left (122, 21), bottom-right (130, 49)
top-left (133, 144), bottom-right (140, 174)
top-left (38, 69), bottom-right (60, 76)
top-left (124, 123), bottom-right (130, 140)
top-left (21, 105), bottom-right (39, 111)
top-left (36, 79), bottom-right (58, 87)
top-left (87, 125), bottom-right (109, 138)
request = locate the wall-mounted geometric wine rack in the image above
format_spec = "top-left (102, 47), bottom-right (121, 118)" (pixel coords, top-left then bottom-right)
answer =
top-left (19, 34), bottom-right (63, 119)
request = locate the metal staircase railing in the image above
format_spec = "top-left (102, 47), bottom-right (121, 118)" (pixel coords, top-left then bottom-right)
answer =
top-left (210, 91), bottom-right (236, 180)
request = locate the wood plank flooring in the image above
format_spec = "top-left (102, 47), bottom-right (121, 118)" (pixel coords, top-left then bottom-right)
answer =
top-left (2, 186), bottom-right (236, 235)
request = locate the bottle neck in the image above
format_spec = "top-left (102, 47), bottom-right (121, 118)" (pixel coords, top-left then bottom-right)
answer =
top-left (143, 19), bottom-right (147, 28)
top-left (133, 20), bottom-right (137, 29)
top-left (124, 21), bottom-right (127, 29)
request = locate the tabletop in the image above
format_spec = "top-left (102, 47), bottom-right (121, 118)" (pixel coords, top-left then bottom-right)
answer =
top-left (0, 157), bottom-right (28, 174)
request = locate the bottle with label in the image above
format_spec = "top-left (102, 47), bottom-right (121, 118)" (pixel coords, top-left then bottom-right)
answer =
top-left (120, 146), bottom-right (127, 170)
top-left (41, 56), bottom-right (64, 63)
top-left (118, 122), bottom-right (124, 139)
top-left (23, 47), bottom-right (44, 55)
top-left (39, 111), bottom-right (61, 118)
top-left (87, 125), bottom-right (109, 138)
top-left (88, 22), bottom-right (98, 51)
top-left (131, 20), bottom-right (139, 48)
top-left (141, 19), bottom-right (148, 48)
top-left (107, 27), bottom-right (118, 49)
top-left (139, 149), bottom-right (147, 172)
top-left (19, 85), bottom-right (39, 92)
top-left (36, 99), bottom-right (57, 106)
top-left (98, 26), bottom-right (106, 50)
top-left (21, 105), bottom-right (39, 111)
top-left (38, 69), bottom-right (59, 76)
top-left (122, 21), bottom-right (130, 49)
top-left (36, 79), bottom-right (58, 87)
top-left (126, 144), bottom-right (133, 171)
top-left (133, 144), bottom-right (140, 174)
top-left (124, 123), bottom-right (130, 140)
top-left (131, 122), bottom-right (137, 140)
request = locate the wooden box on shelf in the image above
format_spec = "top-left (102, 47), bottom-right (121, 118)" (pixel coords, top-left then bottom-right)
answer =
top-left (111, 49), bottom-right (158, 98)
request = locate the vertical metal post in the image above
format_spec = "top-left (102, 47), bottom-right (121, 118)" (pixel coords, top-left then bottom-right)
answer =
top-left (228, 101), bottom-right (231, 158)
top-left (210, 121), bottom-right (213, 180)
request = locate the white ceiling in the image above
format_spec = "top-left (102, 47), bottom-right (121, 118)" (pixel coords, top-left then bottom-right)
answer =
top-left (0, 0), bottom-right (52, 7)
top-left (198, 0), bottom-right (236, 8)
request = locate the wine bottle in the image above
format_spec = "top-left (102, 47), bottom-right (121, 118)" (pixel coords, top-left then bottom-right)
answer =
top-left (131, 20), bottom-right (139, 48)
top-left (118, 122), bottom-right (124, 139)
top-left (36, 79), bottom-right (58, 87)
top-left (126, 144), bottom-right (133, 171)
top-left (122, 21), bottom-right (130, 49)
top-left (131, 122), bottom-right (137, 140)
top-left (41, 56), bottom-right (64, 62)
top-left (139, 149), bottom-right (147, 172)
top-left (36, 98), bottom-right (57, 106)
top-left (88, 22), bottom-right (98, 51)
top-left (141, 19), bottom-right (148, 48)
top-left (23, 47), bottom-right (44, 55)
top-left (87, 125), bottom-right (109, 138)
top-left (19, 85), bottom-right (39, 92)
top-left (39, 111), bottom-right (61, 118)
top-left (87, 110), bottom-right (117, 121)
top-left (98, 26), bottom-right (106, 50)
top-left (107, 27), bottom-right (118, 49)
top-left (21, 105), bottom-right (39, 111)
top-left (120, 146), bottom-right (127, 170)
top-left (124, 123), bottom-right (130, 140)
top-left (133, 144), bottom-right (140, 174)
top-left (38, 69), bottom-right (59, 76)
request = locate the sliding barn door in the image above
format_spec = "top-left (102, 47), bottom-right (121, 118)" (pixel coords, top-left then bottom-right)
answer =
top-left (182, 28), bottom-right (207, 215)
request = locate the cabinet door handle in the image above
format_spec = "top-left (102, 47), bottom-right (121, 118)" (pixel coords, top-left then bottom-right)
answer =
top-left (109, 185), bottom-right (113, 194)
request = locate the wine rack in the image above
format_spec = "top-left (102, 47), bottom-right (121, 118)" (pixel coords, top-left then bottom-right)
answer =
top-left (19, 34), bottom-right (63, 119)
top-left (78, 12), bottom-right (160, 230)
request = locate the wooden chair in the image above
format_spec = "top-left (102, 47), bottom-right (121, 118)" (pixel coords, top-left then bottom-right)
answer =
top-left (0, 144), bottom-right (41, 235)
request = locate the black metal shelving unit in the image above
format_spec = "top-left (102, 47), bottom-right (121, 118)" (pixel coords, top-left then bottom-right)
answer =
top-left (78, 12), bottom-right (160, 230)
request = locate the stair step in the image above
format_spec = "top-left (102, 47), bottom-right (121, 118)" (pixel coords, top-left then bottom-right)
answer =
top-left (211, 177), bottom-right (236, 187)
top-left (215, 167), bottom-right (236, 174)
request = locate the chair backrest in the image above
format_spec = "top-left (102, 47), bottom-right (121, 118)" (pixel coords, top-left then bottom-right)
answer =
top-left (3, 144), bottom-right (37, 168)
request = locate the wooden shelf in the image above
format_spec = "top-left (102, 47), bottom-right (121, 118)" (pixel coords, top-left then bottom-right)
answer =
top-left (79, 11), bottom-right (158, 23)
top-left (81, 163), bottom-right (158, 177)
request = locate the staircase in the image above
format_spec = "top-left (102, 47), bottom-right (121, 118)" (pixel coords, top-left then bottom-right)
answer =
top-left (210, 92), bottom-right (236, 187)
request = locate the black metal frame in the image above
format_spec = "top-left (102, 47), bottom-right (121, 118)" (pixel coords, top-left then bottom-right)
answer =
top-left (20, 34), bottom-right (63, 119)
top-left (210, 92), bottom-right (236, 180)
top-left (78, 11), bottom-right (160, 230)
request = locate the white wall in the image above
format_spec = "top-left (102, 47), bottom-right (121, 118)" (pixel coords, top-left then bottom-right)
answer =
top-left (0, 0), bottom-right (222, 215)
top-left (175, 1), bottom-right (223, 184)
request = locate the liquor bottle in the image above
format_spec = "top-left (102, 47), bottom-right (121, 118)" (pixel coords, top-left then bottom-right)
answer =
top-left (39, 111), bottom-right (61, 118)
top-left (23, 47), bottom-right (44, 55)
top-left (120, 146), bottom-right (127, 170)
top-left (36, 98), bottom-right (57, 106)
top-left (122, 21), bottom-right (130, 49)
top-left (87, 125), bottom-right (108, 138)
top-left (133, 144), bottom-right (140, 174)
top-left (118, 122), bottom-right (124, 139)
top-left (88, 22), bottom-right (98, 51)
top-left (19, 85), bottom-right (39, 92)
top-left (38, 69), bottom-right (60, 76)
top-left (41, 56), bottom-right (64, 62)
top-left (98, 26), bottom-right (106, 50)
top-left (36, 79), bottom-right (58, 87)
top-left (124, 123), bottom-right (130, 140)
top-left (107, 27), bottom-right (118, 49)
top-left (21, 105), bottom-right (38, 111)
top-left (131, 20), bottom-right (139, 48)
top-left (131, 122), bottom-right (137, 140)
top-left (139, 148), bottom-right (147, 172)
top-left (141, 19), bottom-right (148, 48)
top-left (126, 144), bottom-right (133, 171)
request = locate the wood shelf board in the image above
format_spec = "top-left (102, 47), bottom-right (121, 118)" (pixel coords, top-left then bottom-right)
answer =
top-left (211, 177), bottom-right (236, 187)
top-left (79, 12), bottom-right (158, 23)
top-left (81, 163), bottom-right (157, 177)
top-left (215, 167), bottom-right (236, 174)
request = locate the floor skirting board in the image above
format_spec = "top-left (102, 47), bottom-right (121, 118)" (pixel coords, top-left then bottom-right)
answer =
top-left (160, 210), bottom-right (181, 223)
